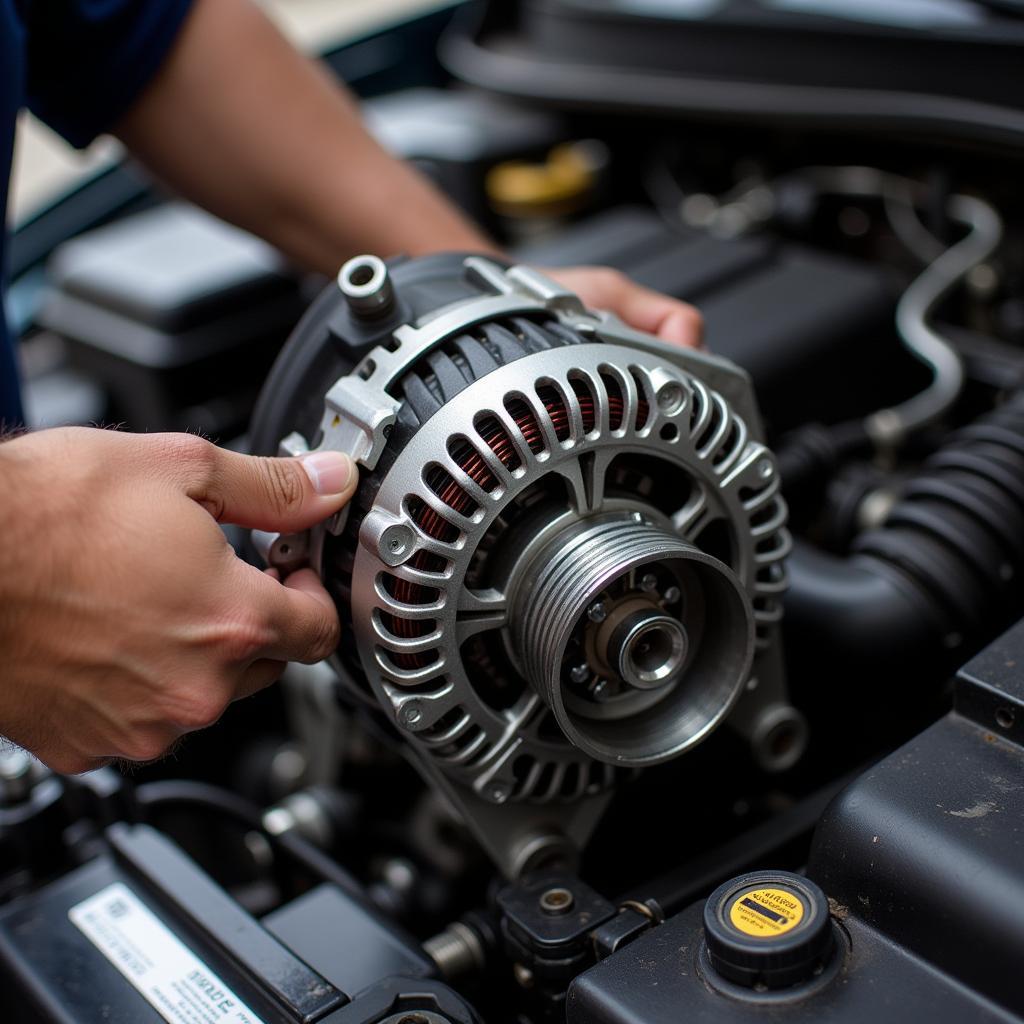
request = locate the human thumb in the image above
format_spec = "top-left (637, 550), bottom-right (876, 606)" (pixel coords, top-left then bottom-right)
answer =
top-left (186, 445), bottom-right (357, 532)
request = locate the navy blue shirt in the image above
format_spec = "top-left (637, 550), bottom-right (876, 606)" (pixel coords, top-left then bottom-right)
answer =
top-left (1, 0), bottom-right (194, 427)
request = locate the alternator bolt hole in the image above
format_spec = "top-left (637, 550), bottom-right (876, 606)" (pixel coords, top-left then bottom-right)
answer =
top-left (767, 724), bottom-right (799, 760)
top-left (996, 707), bottom-right (1016, 729)
top-left (348, 262), bottom-right (375, 287)
top-left (659, 423), bottom-right (679, 442)
top-left (539, 887), bottom-right (575, 915)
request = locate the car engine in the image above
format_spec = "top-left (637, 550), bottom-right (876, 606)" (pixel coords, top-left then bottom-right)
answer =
top-left (3, 3), bottom-right (1024, 1023)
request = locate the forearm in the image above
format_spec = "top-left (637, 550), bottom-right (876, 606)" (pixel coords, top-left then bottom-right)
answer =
top-left (115, 0), bottom-right (497, 275)
top-left (113, 0), bottom-right (702, 349)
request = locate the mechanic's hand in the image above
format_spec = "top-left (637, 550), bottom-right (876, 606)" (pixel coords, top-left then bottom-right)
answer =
top-left (0, 428), bottom-right (356, 774)
top-left (544, 266), bottom-right (703, 348)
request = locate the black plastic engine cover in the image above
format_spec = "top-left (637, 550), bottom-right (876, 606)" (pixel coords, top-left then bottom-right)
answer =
top-left (569, 901), bottom-right (1016, 1024)
top-left (807, 618), bottom-right (1024, 1018)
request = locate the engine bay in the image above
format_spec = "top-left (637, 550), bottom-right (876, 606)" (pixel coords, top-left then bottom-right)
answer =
top-left (4, 3), bottom-right (1024, 1022)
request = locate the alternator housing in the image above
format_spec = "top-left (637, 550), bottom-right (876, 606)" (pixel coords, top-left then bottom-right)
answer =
top-left (251, 253), bottom-right (791, 810)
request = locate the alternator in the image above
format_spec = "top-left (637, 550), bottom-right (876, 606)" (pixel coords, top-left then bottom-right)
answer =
top-left (251, 253), bottom-right (795, 872)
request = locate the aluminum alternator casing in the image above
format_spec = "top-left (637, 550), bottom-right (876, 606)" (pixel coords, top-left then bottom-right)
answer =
top-left (251, 253), bottom-right (795, 830)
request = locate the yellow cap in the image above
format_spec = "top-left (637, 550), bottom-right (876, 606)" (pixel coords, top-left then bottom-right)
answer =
top-left (486, 142), bottom-right (600, 218)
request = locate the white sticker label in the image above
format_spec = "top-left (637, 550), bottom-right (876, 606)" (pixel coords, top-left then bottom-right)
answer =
top-left (69, 882), bottom-right (267, 1024)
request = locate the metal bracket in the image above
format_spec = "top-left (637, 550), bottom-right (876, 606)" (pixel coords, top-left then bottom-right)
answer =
top-left (260, 257), bottom-right (607, 574)
top-left (407, 747), bottom-right (613, 880)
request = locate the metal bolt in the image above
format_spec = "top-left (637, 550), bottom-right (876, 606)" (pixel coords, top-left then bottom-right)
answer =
top-left (857, 489), bottom-right (897, 531)
top-left (381, 1014), bottom-right (443, 1024)
top-left (380, 858), bottom-right (417, 894)
top-left (640, 572), bottom-right (658, 593)
top-left (488, 784), bottom-right (510, 804)
top-left (513, 963), bottom-right (535, 989)
top-left (591, 678), bottom-right (611, 700)
top-left (378, 524), bottom-right (414, 565)
top-left (656, 381), bottom-right (686, 415)
top-left (539, 887), bottom-right (575, 915)
top-left (0, 748), bottom-right (32, 782)
top-left (0, 748), bottom-right (34, 805)
top-left (588, 601), bottom-right (607, 623)
top-left (569, 663), bottom-right (590, 685)
top-left (758, 459), bottom-right (774, 479)
top-left (663, 585), bottom-right (681, 604)
top-left (423, 922), bottom-right (486, 980)
top-left (400, 702), bottom-right (423, 727)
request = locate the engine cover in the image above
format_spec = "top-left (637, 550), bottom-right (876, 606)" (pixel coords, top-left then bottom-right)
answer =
top-left (251, 253), bottom-right (790, 826)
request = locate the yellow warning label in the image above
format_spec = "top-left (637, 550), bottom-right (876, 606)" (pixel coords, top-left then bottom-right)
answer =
top-left (728, 887), bottom-right (805, 938)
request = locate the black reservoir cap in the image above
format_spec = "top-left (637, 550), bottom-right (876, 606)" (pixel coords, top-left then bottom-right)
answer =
top-left (703, 870), bottom-right (834, 990)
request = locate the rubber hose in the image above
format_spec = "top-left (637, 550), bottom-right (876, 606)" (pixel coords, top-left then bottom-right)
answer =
top-left (786, 393), bottom-right (1024, 664)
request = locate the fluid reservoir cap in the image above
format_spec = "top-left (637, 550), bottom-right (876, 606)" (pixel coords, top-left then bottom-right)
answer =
top-left (703, 871), bottom-right (834, 990)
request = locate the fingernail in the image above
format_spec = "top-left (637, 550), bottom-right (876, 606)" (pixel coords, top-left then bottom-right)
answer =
top-left (300, 451), bottom-right (354, 495)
